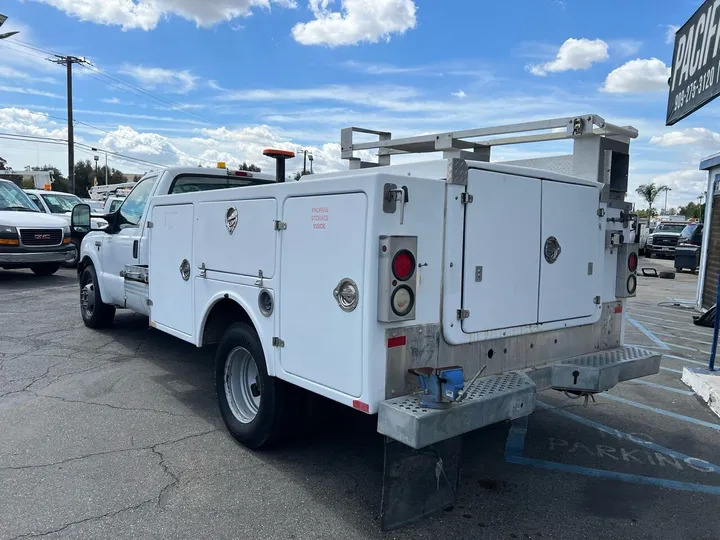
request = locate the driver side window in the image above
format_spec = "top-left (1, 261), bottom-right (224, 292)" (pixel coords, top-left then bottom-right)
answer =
top-left (118, 177), bottom-right (158, 229)
top-left (26, 193), bottom-right (45, 212)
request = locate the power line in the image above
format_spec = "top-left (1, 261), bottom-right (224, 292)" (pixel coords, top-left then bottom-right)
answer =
top-left (0, 132), bottom-right (167, 169)
top-left (79, 64), bottom-right (221, 129)
top-left (0, 41), bottom-right (48, 61)
top-left (11, 39), bottom-right (60, 57)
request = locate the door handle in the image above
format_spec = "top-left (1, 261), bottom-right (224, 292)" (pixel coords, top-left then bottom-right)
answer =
top-left (133, 240), bottom-right (138, 259)
top-left (94, 241), bottom-right (102, 247)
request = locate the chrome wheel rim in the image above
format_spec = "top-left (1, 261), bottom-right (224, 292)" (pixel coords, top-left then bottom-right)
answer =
top-left (65, 244), bottom-right (78, 264)
top-left (224, 346), bottom-right (261, 424)
top-left (80, 279), bottom-right (96, 319)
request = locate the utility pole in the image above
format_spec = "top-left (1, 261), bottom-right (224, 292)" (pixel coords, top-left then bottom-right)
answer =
top-left (48, 55), bottom-right (90, 195)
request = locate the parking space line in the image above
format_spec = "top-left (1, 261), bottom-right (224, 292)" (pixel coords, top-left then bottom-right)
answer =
top-left (599, 394), bottom-right (720, 431)
top-left (633, 318), bottom-right (713, 338)
top-left (664, 342), bottom-right (709, 354)
top-left (504, 456), bottom-right (720, 495)
top-left (663, 354), bottom-right (707, 366)
top-left (627, 307), bottom-right (695, 322)
top-left (628, 379), bottom-right (695, 395)
top-left (659, 366), bottom-right (683, 374)
top-left (625, 316), bottom-right (670, 350)
top-left (650, 330), bottom-right (714, 347)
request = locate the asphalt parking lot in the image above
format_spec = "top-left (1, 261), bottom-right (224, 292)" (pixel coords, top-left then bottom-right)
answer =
top-left (1, 259), bottom-right (719, 540)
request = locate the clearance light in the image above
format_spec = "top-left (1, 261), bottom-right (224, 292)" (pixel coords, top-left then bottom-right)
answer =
top-left (217, 161), bottom-right (226, 169)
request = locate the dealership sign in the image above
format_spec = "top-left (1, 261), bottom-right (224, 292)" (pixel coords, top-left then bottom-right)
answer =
top-left (667, 0), bottom-right (720, 125)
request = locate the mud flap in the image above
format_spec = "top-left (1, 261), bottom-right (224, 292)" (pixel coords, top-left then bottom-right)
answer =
top-left (380, 435), bottom-right (462, 531)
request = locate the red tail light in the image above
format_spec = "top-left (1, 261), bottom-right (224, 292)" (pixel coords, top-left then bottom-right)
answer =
top-left (628, 252), bottom-right (638, 272)
top-left (392, 250), bottom-right (415, 281)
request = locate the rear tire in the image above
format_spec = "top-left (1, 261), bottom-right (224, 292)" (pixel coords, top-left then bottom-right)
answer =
top-left (30, 263), bottom-right (60, 276)
top-left (675, 266), bottom-right (683, 273)
top-left (216, 323), bottom-right (288, 449)
top-left (79, 265), bottom-right (115, 328)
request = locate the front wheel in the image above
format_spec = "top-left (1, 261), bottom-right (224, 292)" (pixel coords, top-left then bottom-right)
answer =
top-left (216, 323), bottom-right (287, 449)
top-left (61, 239), bottom-right (80, 268)
top-left (30, 263), bottom-right (60, 276)
top-left (79, 265), bottom-right (115, 328)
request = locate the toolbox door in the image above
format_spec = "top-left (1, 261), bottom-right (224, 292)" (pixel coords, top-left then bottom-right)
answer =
top-left (537, 180), bottom-right (602, 323)
top-left (461, 169), bottom-right (542, 333)
top-left (148, 203), bottom-right (195, 339)
top-left (279, 193), bottom-right (367, 397)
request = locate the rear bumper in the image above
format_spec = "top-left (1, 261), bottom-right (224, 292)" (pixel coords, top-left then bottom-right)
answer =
top-left (377, 346), bottom-right (661, 449)
top-left (0, 250), bottom-right (71, 265)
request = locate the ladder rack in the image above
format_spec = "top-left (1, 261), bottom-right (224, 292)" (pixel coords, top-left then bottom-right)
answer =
top-left (341, 114), bottom-right (638, 170)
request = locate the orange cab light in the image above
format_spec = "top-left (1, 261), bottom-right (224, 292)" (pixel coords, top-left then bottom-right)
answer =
top-left (263, 148), bottom-right (296, 159)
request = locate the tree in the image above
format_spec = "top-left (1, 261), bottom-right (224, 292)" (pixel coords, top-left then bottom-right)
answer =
top-left (635, 183), bottom-right (668, 223)
top-left (678, 201), bottom-right (705, 220)
top-left (240, 162), bottom-right (261, 172)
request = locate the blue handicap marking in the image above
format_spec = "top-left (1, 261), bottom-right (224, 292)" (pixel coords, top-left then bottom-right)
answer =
top-left (504, 402), bottom-right (720, 495)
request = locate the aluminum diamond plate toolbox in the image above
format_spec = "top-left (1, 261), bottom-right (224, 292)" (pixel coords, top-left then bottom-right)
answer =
top-left (377, 371), bottom-right (536, 449)
top-left (551, 345), bottom-right (661, 393)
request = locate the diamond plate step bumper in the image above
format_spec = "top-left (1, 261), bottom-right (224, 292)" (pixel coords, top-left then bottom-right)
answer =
top-left (377, 371), bottom-right (536, 449)
top-left (551, 346), bottom-right (661, 393)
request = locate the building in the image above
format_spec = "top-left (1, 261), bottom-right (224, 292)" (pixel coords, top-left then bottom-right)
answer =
top-left (697, 153), bottom-right (720, 308)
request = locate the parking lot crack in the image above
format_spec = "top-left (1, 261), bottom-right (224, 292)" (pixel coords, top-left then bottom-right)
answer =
top-left (7, 498), bottom-right (156, 539)
top-left (31, 392), bottom-right (198, 418)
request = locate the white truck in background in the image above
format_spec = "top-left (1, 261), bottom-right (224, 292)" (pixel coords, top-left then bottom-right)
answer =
top-left (70, 115), bottom-right (660, 531)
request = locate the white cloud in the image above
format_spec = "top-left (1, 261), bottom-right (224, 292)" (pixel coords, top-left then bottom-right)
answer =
top-left (528, 38), bottom-right (609, 76)
top-left (101, 97), bottom-right (135, 105)
top-left (610, 39), bottom-right (642, 57)
top-left (120, 65), bottom-right (198, 94)
top-left (650, 128), bottom-right (720, 147)
top-left (452, 90), bottom-right (466, 98)
top-left (292, 0), bottom-right (417, 47)
top-left (601, 58), bottom-right (670, 93)
top-left (0, 86), bottom-right (64, 99)
top-left (27, 0), bottom-right (297, 31)
top-left (0, 107), bottom-right (67, 139)
top-left (665, 24), bottom-right (680, 45)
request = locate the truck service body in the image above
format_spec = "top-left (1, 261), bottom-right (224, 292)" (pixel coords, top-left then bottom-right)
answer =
top-left (72, 115), bottom-right (660, 530)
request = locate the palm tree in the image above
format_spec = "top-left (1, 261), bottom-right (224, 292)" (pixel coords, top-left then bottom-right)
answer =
top-left (635, 183), bottom-right (669, 223)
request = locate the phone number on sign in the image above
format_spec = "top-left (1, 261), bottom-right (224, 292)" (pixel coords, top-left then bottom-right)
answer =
top-left (673, 66), bottom-right (716, 112)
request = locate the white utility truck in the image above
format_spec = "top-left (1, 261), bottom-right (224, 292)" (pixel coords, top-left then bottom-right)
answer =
top-left (71, 115), bottom-right (660, 530)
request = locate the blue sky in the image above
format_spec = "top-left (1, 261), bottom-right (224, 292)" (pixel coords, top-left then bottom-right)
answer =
top-left (0, 0), bottom-right (715, 208)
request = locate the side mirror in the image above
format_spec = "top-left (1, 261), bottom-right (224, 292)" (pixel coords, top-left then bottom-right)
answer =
top-left (71, 203), bottom-right (91, 234)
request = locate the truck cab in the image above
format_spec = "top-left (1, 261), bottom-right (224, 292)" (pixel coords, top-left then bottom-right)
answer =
top-left (0, 179), bottom-right (73, 276)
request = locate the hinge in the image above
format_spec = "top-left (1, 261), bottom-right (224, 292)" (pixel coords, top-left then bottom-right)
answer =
top-left (456, 309), bottom-right (470, 320)
top-left (461, 192), bottom-right (474, 204)
top-left (597, 208), bottom-right (605, 217)
top-left (272, 337), bottom-right (285, 347)
top-left (274, 220), bottom-right (287, 231)
top-left (199, 263), bottom-right (207, 278)
top-left (593, 295), bottom-right (601, 305)
top-left (147, 221), bottom-right (154, 228)
top-left (146, 298), bottom-right (153, 306)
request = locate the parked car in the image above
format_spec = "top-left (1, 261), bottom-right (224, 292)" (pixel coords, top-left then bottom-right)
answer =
top-left (674, 223), bottom-right (704, 272)
top-left (24, 189), bottom-right (107, 267)
top-left (646, 221), bottom-right (689, 258)
top-left (0, 179), bottom-right (73, 276)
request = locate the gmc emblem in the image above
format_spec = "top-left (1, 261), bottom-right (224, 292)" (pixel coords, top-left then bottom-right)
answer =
top-left (34, 234), bottom-right (51, 240)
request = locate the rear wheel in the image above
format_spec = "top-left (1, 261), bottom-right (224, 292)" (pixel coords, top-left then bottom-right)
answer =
top-left (30, 263), bottom-right (60, 276)
top-left (675, 266), bottom-right (683, 272)
top-left (216, 323), bottom-right (288, 449)
top-left (80, 265), bottom-right (115, 328)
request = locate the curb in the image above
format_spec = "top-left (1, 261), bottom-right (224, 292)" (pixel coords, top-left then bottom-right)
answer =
top-left (681, 367), bottom-right (720, 419)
